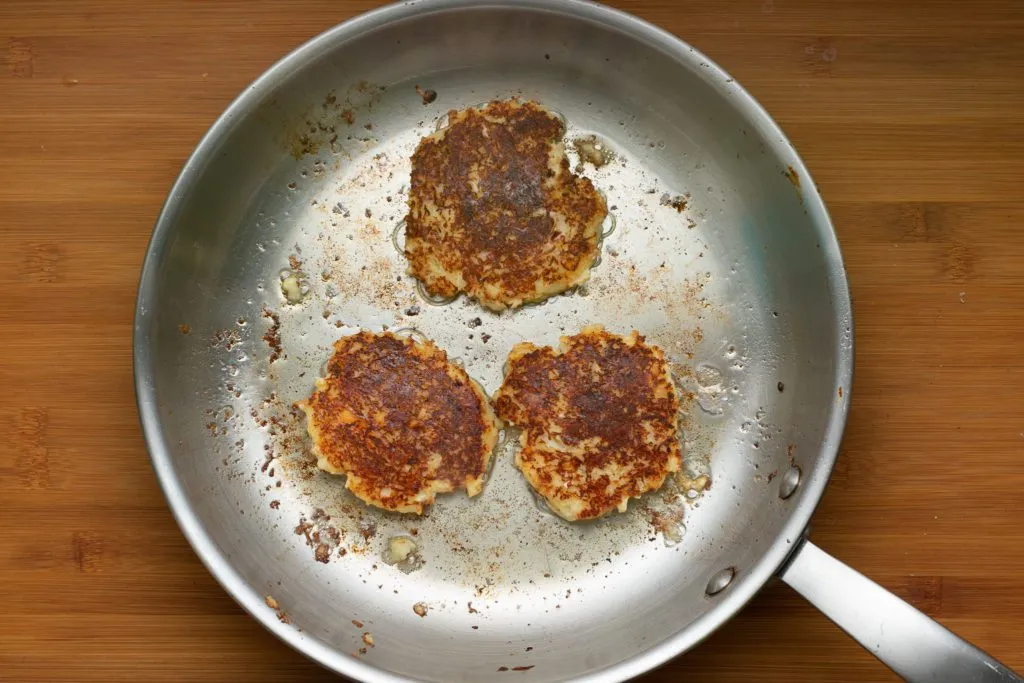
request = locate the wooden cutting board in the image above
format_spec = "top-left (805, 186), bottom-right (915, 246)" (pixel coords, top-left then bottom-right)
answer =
top-left (1, 1), bottom-right (1022, 681)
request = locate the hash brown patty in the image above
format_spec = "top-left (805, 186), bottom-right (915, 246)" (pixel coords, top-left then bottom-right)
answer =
top-left (300, 331), bottom-right (500, 514)
top-left (405, 99), bottom-right (607, 311)
top-left (493, 325), bottom-right (682, 521)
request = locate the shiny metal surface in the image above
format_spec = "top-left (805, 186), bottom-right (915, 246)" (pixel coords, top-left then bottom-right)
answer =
top-left (135, 1), bottom-right (855, 681)
top-left (778, 465), bottom-right (802, 500)
top-left (782, 541), bottom-right (1023, 682)
top-left (704, 567), bottom-right (736, 597)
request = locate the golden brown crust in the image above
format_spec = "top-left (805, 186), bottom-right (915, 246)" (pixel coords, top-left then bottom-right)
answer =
top-left (405, 99), bottom-right (607, 311)
top-left (300, 332), bottom-right (499, 514)
top-left (493, 325), bottom-right (681, 521)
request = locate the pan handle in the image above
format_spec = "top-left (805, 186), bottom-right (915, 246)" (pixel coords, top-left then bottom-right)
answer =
top-left (780, 539), bottom-right (1022, 682)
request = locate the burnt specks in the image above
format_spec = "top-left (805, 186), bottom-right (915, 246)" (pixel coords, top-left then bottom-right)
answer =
top-left (315, 544), bottom-right (331, 563)
top-left (212, 328), bottom-right (241, 351)
top-left (415, 84), bottom-right (437, 105)
top-left (659, 193), bottom-right (688, 213)
top-left (784, 165), bottom-right (801, 190)
top-left (262, 306), bottom-right (283, 363)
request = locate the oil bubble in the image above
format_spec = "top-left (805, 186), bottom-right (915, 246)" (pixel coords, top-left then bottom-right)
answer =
top-left (392, 327), bottom-right (428, 343)
top-left (391, 219), bottom-right (406, 254)
top-left (601, 212), bottom-right (617, 239)
top-left (415, 281), bottom-right (458, 306)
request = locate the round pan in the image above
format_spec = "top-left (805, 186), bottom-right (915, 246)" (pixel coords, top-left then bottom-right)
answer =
top-left (134, 1), bottom-right (1020, 681)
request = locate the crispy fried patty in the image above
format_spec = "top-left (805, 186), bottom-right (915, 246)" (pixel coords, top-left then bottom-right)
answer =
top-left (299, 332), bottom-right (500, 514)
top-left (405, 99), bottom-right (607, 311)
top-left (493, 326), bottom-right (682, 521)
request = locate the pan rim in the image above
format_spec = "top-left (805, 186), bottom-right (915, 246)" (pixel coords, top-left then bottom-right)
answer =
top-left (132, 1), bottom-right (854, 681)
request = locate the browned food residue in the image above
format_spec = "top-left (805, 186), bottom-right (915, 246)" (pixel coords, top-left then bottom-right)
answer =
top-left (415, 84), bottom-right (437, 105)
top-left (261, 306), bottom-right (283, 363)
top-left (359, 519), bottom-right (378, 541)
top-left (298, 332), bottom-right (499, 514)
top-left (179, 323), bottom-right (191, 335)
top-left (660, 193), bottom-right (688, 212)
top-left (284, 83), bottom-right (385, 158)
top-left (314, 543), bottom-right (331, 563)
top-left (413, 602), bottom-right (428, 617)
top-left (294, 518), bottom-right (313, 540)
top-left (405, 99), bottom-right (607, 311)
top-left (212, 328), bottom-right (241, 351)
top-left (572, 134), bottom-right (614, 168)
top-left (493, 325), bottom-right (682, 521)
top-left (265, 595), bottom-right (279, 609)
top-left (293, 509), bottom-right (346, 564)
top-left (784, 165), bottom-right (801, 189)
top-left (290, 136), bottom-right (318, 159)
top-left (647, 506), bottom-right (685, 542)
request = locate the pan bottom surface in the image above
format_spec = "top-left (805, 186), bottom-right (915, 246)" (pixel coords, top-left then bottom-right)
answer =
top-left (136, 3), bottom-right (850, 681)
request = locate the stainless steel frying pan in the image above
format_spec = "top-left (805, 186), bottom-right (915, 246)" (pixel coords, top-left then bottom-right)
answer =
top-left (133, 2), bottom-right (1020, 681)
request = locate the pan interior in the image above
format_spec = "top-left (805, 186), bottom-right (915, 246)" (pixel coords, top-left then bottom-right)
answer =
top-left (138, 4), bottom-right (848, 682)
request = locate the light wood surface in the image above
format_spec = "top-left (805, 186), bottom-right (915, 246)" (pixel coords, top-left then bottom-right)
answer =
top-left (2, 1), bottom-right (1022, 681)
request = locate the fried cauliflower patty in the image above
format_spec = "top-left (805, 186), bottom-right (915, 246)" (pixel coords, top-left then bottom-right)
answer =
top-left (493, 326), bottom-right (682, 521)
top-left (405, 99), bottom-right (607, 311)
top-left (300, 332), bottom-right (500, 514)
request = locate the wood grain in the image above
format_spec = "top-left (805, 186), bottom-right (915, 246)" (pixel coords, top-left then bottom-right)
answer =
top-left (1, 1), bottom-right (1022, 681)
